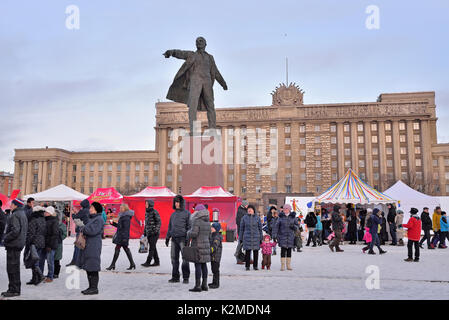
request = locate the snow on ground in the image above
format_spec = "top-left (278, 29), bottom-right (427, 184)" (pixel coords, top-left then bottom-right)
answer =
top-left (1, 238), bottom-right (449, 300)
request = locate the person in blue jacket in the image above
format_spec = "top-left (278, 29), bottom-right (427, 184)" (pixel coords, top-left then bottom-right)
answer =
top-left (367, 208), bottom-right (387, 255)
top-left (439, 211), bottom-right (449, 247)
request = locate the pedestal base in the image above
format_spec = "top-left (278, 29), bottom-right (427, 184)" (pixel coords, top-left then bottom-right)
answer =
top-left (180, 135), bottom-right (223, 195)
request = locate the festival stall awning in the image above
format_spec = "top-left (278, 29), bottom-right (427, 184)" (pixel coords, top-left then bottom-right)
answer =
top-left (125, 186), bottom-right (176, 198)
top-left (184, 186), bottom-right (238, 201)
top-left (24, 184), bottom-right (89, 202)
top-left (312, 169), bottom-right (397, 205)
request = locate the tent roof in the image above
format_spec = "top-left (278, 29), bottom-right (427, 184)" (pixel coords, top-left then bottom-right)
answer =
top-left (383, 180), bottom-right (440, 206)
top-left (313, 169), bottom-right (397, 205)
top-left (24, 184), bottom-right (89, 202)
top-left (184, 186), bottom-right (237, 199)
top-left (126, 186), bottom-right (176, 198)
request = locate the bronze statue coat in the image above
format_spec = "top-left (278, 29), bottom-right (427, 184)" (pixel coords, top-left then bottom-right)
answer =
top-left (166, 50), bottom-right (226, 111)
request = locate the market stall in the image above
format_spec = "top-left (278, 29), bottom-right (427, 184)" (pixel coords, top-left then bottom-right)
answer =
top-left (124, 186), bottom-right (176, 239)
top-left (184, 186), bottom-right (240, 241)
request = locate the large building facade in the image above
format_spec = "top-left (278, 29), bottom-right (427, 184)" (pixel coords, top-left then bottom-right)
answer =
top-left (13, 84), bottom-right (449, 210)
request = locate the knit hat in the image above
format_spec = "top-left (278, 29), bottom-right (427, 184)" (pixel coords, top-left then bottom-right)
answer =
top-left (11, 199), bottom-right (24, 207)
top-left (91, 202), bottom-right (103, 214)
top-left (211, 222), bottom-right (221, 232)
top-left (283, 204), bottom-right (292, 211)
top-left (366, 208), bottom-right (373, 213)
top-left (195, 204), bottom-right (206, 211)
top-left (373, 208), bottom-right (380, 215)
top-left (45, 206), bottom-right (56, 216)
top-left (241, 200), bottom-right (249, 207)
top-left (410, 208), bottom-right (419, 215)
top-left (397, 210), bottom-right (403, 214)
top-left (264, 234), bottom-right (271, 241)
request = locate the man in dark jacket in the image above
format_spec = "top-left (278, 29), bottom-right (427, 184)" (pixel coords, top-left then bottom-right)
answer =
top-left (142, 200), bottom-right (162, 267)
top-left (67, 198), bottom-right (90, 266)
top-left (367, 208), bottom-right (387, 255)
top-left (24, 198), bottom-right (34, 220)
top-left (329, 205), bottom-right (344, 252)
top-left (39, 206), bottom-right (60, 282)
top-left (0, 200), bottom-right (6, 246)
top-left (2, 199), bottom-right (28, 297)
top-left (234, 200), bottom-right (248, 263)
top-left (305, 210), bottom-right (318, 246)
top-left (419, 207), bottom-right (433, 249)
top-left (166, 195), bottom-right (191, 283)
top-left (25, 206), bottom-right (47, 285)
top-left (387, 204), bottom-right (397, 245)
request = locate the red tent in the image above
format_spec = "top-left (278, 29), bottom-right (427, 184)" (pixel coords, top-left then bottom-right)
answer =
top-left (0, 190), bottom-right (20, 211)
top-left (124, 187), bottom-right (176, 239)
top-left (184, 186), bottom-right (239, 231)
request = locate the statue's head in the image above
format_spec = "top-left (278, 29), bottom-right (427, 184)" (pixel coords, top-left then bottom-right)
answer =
top-left (196, 37), bottom-right (207, 50)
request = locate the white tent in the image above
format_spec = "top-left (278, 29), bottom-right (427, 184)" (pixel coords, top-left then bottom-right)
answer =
top-left (24, 184), bottom-right (89, 202)
top-left (383, 180), bottom-right (440, 222)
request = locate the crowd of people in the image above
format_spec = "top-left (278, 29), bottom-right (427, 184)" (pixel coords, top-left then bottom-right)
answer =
top-left (1, 195), bottom-right (449, 298)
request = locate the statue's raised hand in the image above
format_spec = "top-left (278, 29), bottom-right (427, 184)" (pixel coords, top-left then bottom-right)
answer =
top-left (163, 50), bottom-right (172, 58)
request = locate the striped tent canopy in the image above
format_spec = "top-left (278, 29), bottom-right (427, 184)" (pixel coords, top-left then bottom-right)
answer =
top-left (313, 169), bottom-right (397, 205)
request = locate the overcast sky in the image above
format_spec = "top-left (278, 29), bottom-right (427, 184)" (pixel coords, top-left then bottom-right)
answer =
top-left (1, 0), bottom-right (449, 173)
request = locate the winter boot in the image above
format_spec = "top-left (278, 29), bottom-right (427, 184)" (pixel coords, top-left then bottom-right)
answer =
top-left (398, 239), bottom-right (405, 246)
top-left (329, 244), bottom-right (335, 252)
top-left (368, 249), bottom-right (376, 255)
top-left (335, 246), bottom-right (344, 252)
top-left (267, 264), bottom-right (271, 270)
top-left (286, 258), bottom-right (292, 270)
top-left (280, 257), bottom-right (286, 271)
top-left (124, 247), bottom-right (136, 270)
top-left (26, 270), bottom-right (37, 285)
top-left (81, 274), bottom-right (92, 294)
top-left (189, 278), bottom-right (202, 292)
top-left (404, 258), bottom-right (413, 262)
top-left (378, 248), bottom-right (387, 254)
top-left (106, 249), bottom-right (120, 271)
top-left (201, 277), bottom-right (208, 291)
top-left (83, 273), bottom-right (99, 295)
top-left (209, 273), bottom-right (219, 289)
top-left (141, 256), bottom-right (152, 267)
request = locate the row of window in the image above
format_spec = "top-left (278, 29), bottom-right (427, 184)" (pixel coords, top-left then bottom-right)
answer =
top-left (283, 121), bottom-right (421, 133)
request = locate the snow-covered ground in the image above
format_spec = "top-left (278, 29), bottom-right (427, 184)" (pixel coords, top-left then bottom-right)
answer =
top-left (1, 238), bottom-right (448, 300)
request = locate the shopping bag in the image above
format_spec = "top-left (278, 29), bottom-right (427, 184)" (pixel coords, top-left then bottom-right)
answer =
top-left (182, 245), bottom-right (200, 263)
top-left (74, 232), bottom-right (86, 250)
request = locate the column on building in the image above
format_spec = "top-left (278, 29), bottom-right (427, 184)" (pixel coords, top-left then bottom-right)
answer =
top-left (438, 156), bottom-right (446, 196)
top-left (84, 162), bottom-right (90, 194)
top-left (350, 122), bottom-right (359, 174)
top-left (222, 127), bottom-right (228, 191)
top-left (93, 162), bottom-right (99, 190)
top-left (159, 128), bottom-right (168, 187)
top-left (130, 161), bottom-right (136, 190)
top-left (336, 122), bottom-right (344, 179)
top-left (406, 120), bottom-right (416, 183)
top-left (37, 161), bottom-right (44, 192)
top-left (364, 121), bottom-right (373, 186)
top-left (233, 127), bottom-right (241, 196)
top-left (291, 123), bottom-right (300, 193)
top-left (377, 121), bottom-right (387, 191)
top-left (149, 162), bottom-right (154, 187)
top-left (13, 161), bottom-right (20, 190)
top-left (420, 120), bottom-right (432, 193)
top-left (102, 162), bottom-right (108, 188)
top-left (120, 161), bottom-right (126, 190)
top-left (392, 120), bottom-right (401, 181)
top-left (61, 161), bottom-right (67, 186)
top-left (276, 123), bottom-right (286, 193)
top-left (20, 162), bottom-right (27, 196)
top-left (67, 162), bottom-right (73, 189)
top-left (111, 162), bottom-right (117, 189)
top-left (26, 161), bottom-right (33, 194)
top-left (74, 161), bottom-right (81, 191)
top-left (42, 161), bottom-right (48, 191)
top-left (139, 161), bottom-right (145, 188)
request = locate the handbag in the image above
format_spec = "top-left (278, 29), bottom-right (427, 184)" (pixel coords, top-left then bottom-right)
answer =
top-left (182, 244), bottom-right (200, 263)
top-left (24, 244), bottom-right (40, 269)
top-left (74, 232), bottom-right (86, 250)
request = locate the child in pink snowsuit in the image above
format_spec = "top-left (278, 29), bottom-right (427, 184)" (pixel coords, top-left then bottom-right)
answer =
top-left (260, 235), bottom-right (276, 270)
top-left (362, 226), bottom-right (372, 253)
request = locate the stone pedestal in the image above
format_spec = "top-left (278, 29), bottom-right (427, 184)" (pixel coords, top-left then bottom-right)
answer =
top-left (180, 134), bottom-right (223, 195)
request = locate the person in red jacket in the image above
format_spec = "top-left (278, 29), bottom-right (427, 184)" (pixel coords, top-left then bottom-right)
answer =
top-left (401, 208), bottom-right (422, 262)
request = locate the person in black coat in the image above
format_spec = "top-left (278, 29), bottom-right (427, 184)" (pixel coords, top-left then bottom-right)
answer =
top-left (25, 206), bottom-right (47, 285)
top-left (24, 198), bottom-right (35, 221)
top-left (38, 206), bottom-right (59, 282)
top-left (106, 203), bottom-right (136, 271)
top-left (166, 195), bottom-right (191, 283)
top-left (141, 200), bottom-right (161, 267)
top-left (67, 199), bottom-right (90, 266)
top-left (234, 201), bottom-right (248, 264)
top-left (0, 200), bottom-right (6, 246)
top-left (386, 203), bottom-right (398, 245)
top-left (305, 210), bottom-right (318, 246)
top-left (75, 201), bottom-right (104, 295)
top-left (419, 207), bottom-right (433, 249)
top-left (347, 211), bottom-right (358, 244)
top-left (380, 212), bottom-right (389, 245)
top-left (2, 199), bottom-right (28, 298)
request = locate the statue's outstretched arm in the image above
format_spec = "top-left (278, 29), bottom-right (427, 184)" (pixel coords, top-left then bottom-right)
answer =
top-left (163, 49), bottom-right (194, 60)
